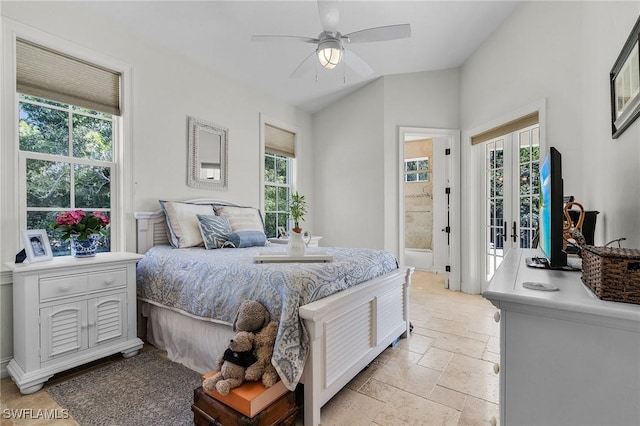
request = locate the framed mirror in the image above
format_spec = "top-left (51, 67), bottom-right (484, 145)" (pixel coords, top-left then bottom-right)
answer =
top-left (187, 116), bottom-right (228, 190)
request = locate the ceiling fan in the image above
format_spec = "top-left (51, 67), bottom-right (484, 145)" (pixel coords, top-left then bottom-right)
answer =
top-left (251, 1), bottom-right (411, 79)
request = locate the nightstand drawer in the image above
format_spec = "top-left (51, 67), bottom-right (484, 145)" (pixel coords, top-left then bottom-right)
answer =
top-left (40, 274), bottom-right (87, 301)
top-left (88, 268), bottom-right (127, 292)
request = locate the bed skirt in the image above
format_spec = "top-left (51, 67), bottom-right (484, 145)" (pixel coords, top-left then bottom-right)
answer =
top-left (140, 302), bottom-right (234, 374)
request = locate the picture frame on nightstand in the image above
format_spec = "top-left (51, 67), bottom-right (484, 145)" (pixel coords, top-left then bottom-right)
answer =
top-left (22, 229), bottom-right (53, 263)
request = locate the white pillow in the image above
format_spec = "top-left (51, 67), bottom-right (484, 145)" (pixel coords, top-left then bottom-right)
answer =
top-left (213, 205), bottom-right (265, 233)
top-left (159, 201), bottom-right (215, 248)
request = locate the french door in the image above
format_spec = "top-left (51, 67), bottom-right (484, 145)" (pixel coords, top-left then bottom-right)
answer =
top-left (485, 125), bottom-right (540, 281)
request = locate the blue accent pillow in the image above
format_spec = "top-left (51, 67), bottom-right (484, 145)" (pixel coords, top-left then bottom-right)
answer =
top-left (226, 230), bottom-right (267, 248)
top-left (196, 214), bottom-right (233, 249)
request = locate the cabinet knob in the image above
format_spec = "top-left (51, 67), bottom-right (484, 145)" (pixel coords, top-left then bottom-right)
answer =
top-left (493, 363), bottom-right (500, 374)
top-left (493, 311), bottom-right (501, 323)
top-left (58, 284), bottom-right (70, 293)
top-left (81, 322), bottom-right (88, 329)
top-left (104, 277), bottom-right (114, 286)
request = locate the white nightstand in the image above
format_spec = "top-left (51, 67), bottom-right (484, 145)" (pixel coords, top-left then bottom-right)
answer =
top-left (268, 236), bottom-right (323, 247)
top-left (6, 252), bottom-right (144, 394)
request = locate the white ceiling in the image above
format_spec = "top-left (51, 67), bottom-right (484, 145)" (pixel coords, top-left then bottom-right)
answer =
top-left (81, 1), bottom-right (521, 113)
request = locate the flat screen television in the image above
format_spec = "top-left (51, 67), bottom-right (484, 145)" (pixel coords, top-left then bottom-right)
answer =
top-left (527, 146), bottom-right (569, 269)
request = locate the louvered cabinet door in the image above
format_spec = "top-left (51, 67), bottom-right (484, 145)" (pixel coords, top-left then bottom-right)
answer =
top-left (40, 301), bottom-right (89, 362)
top-left (88, 293), bottom-right (126, 346)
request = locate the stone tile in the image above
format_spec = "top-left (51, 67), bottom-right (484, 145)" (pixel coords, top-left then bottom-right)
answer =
top-left (459, 394), bottom-right (500, 426)
top-left (432, 331), bottom-right (488, 359)
top-left (373, 387), bottom-right (460, 426)
top-left (425, 316), bottom-right (469, 336)
top-left (428, 384), bottom-right (467, 411)
top-left (319, 387), bottom-right (385, 426)
top-left (372, 356), bottom-right (442, 399)
top-left (417, 347), bottom-right (454, 371)
top-left (357, 378), bottom-right (397, 403)
top-left (437, 354), bottom-right (499, 404)
top-left (396, 333), bottom-right (435, 355)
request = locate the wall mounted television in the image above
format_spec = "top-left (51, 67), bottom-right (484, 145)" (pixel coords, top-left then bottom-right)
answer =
top-left (526, 146), bottom-right (573, 270)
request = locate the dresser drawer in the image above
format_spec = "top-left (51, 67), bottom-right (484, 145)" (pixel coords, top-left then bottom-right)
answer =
top-left (40, 274), bottom-right (87, 301)
top-left (88, 268), bottom-right (127, 293)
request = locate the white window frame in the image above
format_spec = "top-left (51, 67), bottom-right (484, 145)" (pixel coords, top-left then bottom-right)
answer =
top-left (259, 113), bottom-right (299, 236)
top-left (404, 156), bottom-right (429, 182)
top-left (1, 19), bottom-right (133, 260)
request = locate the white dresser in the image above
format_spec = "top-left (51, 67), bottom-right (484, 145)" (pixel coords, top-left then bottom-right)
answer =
top-left (483, 249), bottom-right (640, 426)
top-left (6, 252), bottom-right (144, 394)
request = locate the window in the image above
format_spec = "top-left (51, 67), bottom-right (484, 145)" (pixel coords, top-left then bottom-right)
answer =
top-left (404, 157), bottom-right (429, 182)
top-left (263, 153), bottom-right (291, 238)
top-left (19, 94), bottom-right (115, 256)
top-left (262, 122), bottom-right (296, 238)
top-left (15, 38), bottom-right (123, 257)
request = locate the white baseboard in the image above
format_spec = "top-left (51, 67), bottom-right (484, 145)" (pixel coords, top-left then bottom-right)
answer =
top-left (1, 356), bottom-right (11, 379)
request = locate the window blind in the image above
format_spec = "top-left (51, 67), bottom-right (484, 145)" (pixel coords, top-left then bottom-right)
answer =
top-left (471, 112), bottom-right (538, 145)
top-left (265, 124), bottom-right (295, 158)
top-left (16, 39), bottom-right (121, 116)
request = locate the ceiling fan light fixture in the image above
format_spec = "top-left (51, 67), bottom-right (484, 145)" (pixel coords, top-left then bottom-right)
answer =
top-left (317, 39), bottom-right (343, 69)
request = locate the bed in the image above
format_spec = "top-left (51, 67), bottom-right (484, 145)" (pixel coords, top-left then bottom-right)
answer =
top-left (134, 199), bottom-right (413, 426)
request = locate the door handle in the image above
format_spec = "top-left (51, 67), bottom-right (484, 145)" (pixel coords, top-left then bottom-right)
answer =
top-left (512, 221), bottom-right (517, 243)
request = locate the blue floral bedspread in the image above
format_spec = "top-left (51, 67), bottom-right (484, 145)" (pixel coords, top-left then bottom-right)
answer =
top-left (136, 245), bottom-right (398, 390)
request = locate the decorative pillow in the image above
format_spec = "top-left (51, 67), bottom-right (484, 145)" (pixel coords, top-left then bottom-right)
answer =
top-left (226, 230), bottom-right (267, 248)
top-left (213, 205), bottom-right (265, 233)
top-left (197, 214), bottom-right (233, 249)
top-left (159, 200), bottom-right (215, 248)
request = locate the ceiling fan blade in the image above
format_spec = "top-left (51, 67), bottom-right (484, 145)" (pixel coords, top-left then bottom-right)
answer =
top-left (251, 35), bottom-right (318, 44)
top-left (317, 0), bottom-right (340, 34)
top-left (290, 51), bottom-right (317, 79)
top-left (343, 49), bottom-right (374, 77)
top-left (343, 24), bottom-right (411, 44)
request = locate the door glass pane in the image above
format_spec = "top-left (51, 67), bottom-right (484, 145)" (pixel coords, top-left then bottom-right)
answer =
top-left (486, 139), bottom-right (505, 280)
top-left (518, 127), bottom-right (540, 249)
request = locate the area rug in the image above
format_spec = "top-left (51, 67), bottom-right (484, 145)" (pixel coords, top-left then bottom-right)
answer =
top-left (47, 350), bottom-right (202, 426)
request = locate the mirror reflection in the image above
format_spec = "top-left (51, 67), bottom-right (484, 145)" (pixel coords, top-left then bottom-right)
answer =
top-left (187, 116), bottom-right (228, 190)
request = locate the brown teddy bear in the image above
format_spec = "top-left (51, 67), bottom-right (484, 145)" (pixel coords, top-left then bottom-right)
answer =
top-left (202, 331), bottom-right (256, 395)
top-left (245, 321), bottom-right (279, 387)
top-left (233, 300), bottom-right (271, 334)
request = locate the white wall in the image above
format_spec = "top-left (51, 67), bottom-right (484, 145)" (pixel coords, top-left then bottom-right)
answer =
top-left (0, 2), bottom-right (313, 376)
top-left (460, 1), bottom-right (640, 293)
top-left (313, 78), bottom-right (386, 248)
top-left (313, 69), bottom-right (460, 253)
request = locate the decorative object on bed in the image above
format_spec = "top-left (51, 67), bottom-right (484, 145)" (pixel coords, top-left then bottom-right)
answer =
top-left (51, 209), bottom-right (110, 257)
top-left (160, 200), bottom-right (215, 248)
top-left (287, 191), bottom-right (307, 233)
top-left (197, 214), bottom-right (233, 249)
top-left (286, 229), bottom-right (311, 256)
top-left (135, 198), bottom-right (413, 426)
top-left (187, 116), bottom-right (228, 190)
top-left (254, 251), bottom-right (332, 263)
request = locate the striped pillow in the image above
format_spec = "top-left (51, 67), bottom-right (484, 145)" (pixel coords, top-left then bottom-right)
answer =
top-left (197, 214), bottom-right (233, 249)
top-left (213, 205), bottom-right (265, 233)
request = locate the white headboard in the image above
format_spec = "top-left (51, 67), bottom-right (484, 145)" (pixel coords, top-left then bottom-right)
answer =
top-left (134, 198), bottom-right (241, 254)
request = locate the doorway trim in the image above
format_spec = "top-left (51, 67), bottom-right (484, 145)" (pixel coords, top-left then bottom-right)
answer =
top-left (398, 127), bottom-right (461, 291)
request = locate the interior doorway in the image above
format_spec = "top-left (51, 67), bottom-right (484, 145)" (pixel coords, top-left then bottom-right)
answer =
top-left (398, 127), bottom-right (460, 291)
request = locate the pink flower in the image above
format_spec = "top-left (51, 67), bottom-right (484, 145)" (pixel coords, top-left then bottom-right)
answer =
top-left (92, 211), bottom-right (110, 226)
top-left (55, 210), bottom-right (86, 226)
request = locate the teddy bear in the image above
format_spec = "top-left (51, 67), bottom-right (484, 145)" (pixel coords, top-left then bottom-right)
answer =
top-left (202, 331), bottom-right (256, 395)
top-left (233, 300), bottom-right (271, 334)
top-left (245, 321), bottom-right (280, 387)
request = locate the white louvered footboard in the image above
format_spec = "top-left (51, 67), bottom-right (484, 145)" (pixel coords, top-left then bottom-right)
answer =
top-left (299, 266), bottom-right (413, 426)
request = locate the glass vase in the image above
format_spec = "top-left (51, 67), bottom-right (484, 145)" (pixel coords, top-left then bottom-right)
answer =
top-left (70, 234), bottom-right (101, 258)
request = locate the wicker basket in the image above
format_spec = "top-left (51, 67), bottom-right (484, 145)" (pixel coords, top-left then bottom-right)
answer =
top-left (581, 245), bottom-right (640, 305)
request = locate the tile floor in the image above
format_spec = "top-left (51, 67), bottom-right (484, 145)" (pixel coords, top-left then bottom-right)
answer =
top-left (1, 271), bottom-right (500, 425)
